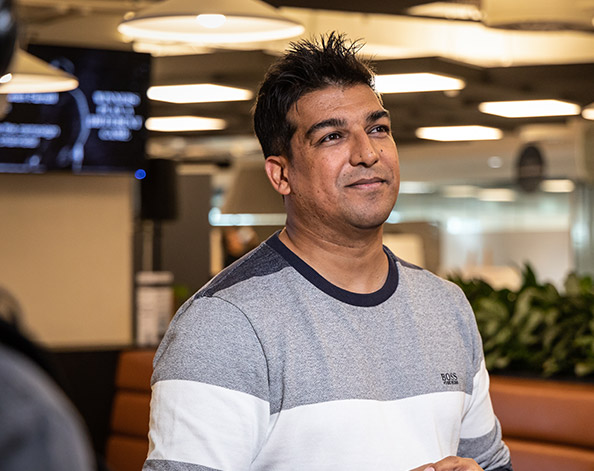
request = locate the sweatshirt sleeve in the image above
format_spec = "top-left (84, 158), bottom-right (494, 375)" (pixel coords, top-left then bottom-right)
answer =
top-left (456, 358), bottom-right (513, 470)
top-left (143, 295), bottom-right (270, 471)
top-left (452, 284), bottom-right (513, 471)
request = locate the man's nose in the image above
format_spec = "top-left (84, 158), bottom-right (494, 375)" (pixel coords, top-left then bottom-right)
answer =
top-left (350, 131), bottom-right (379, 167)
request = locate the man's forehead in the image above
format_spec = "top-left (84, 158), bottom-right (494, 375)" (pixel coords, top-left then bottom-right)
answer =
top-left (288, 84), bottom-right (386, 127)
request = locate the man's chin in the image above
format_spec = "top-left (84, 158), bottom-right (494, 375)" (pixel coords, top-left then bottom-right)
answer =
top-left (351, 214), bottom-right (392, 231)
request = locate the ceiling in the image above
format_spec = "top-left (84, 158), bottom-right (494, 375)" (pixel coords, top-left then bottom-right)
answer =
top-left (12, 0), bottom-right (594, 169)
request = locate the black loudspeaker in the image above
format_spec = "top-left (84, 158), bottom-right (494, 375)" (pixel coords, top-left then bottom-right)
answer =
top-left (516, 144), bottom-right (545, 192)
top-left (140, 158), bottom-right (178, 220)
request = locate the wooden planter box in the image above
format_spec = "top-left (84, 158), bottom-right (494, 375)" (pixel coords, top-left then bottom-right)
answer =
top-left (490, 375), bottom-right (594, 471)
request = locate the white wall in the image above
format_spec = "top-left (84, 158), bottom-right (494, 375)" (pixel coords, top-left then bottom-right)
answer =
top-left (0, 173), bottom-right (134, 348)
top-left (441, 229), bottom-right (572, 289)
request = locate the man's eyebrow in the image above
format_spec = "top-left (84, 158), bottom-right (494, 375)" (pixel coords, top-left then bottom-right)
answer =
top-left (305, 117), bottom-right (347, 140)
top-left (304, 110), bottom-right (390, 140)
top-left (367, 109), bottom-right (390, 123)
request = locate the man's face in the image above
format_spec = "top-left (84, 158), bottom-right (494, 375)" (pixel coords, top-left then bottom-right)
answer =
top-left (268, 84), bottom-right (400, 237)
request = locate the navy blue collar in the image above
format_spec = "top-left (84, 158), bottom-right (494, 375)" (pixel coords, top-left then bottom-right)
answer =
top-left (266, 232), bottom-right (399, 307)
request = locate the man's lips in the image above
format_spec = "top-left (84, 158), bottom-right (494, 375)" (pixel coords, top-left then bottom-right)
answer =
top-left (346, 177), bottom-right (386, 187)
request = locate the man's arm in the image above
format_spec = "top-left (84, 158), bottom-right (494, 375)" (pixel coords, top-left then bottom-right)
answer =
top-left (455, 362), bottom-right (512, 469)
top-left (449, 284), bottom-right (513, 471)
top-left (143, 296), bottom-right (270, 471)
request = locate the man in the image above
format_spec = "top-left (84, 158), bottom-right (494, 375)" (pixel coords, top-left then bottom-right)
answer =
top-left (143, 33), bottom-right (513, 471)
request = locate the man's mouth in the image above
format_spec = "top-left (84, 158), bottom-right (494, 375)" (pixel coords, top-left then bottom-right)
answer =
top-left (346, 177), bottom-right (385, 187)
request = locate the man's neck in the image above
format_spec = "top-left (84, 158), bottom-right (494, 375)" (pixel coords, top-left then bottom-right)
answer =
top-left (278, 224), bottom-right (389, 294)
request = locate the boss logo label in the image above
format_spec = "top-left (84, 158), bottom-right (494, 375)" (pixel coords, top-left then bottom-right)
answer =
top-left (441, 372), bottom-right (459, 385)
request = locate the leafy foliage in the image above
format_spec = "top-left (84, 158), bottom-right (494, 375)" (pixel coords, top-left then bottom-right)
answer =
top-left (449, 265), bottom-right (594, 378)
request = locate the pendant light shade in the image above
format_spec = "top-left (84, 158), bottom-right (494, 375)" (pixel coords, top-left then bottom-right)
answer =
top-left (0, 48), bottom-right (79, 94)
top-left (117, 0), bottom-right (304, 44)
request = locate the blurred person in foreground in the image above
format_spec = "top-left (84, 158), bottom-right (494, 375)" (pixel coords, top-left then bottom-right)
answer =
top-left (0, 340), bottom-right (95, 471)
top-left (0, 302), bottom-right (95, 471)
top-left (143, 32), bottom-right (513, 471)
top-left (0, 0), bottom-right (95, 468)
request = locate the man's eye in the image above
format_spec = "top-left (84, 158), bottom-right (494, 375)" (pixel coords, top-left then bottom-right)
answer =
top-left (321, 132), bottom-right (341, 143)
top-left (370, 125), bottom-right (390, 134)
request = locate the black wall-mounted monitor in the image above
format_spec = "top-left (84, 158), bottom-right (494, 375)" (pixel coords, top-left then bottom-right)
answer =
top-left (0, 45), bottom-right (150, 174)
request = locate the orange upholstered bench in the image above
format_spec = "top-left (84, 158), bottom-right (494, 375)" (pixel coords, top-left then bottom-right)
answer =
top-left (105, 349), bottom-right (155, 471)
top-left (490, 375), bottom-right (594, 471)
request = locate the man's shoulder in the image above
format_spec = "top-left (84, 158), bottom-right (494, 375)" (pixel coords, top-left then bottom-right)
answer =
top-left (390, 252), bottom-right (468, 303)
top-left (198, 239), bottom-right (289, 299)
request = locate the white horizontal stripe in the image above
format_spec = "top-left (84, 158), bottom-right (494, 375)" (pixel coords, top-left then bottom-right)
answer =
top-left (147, 380), bottom-right (269, 470)
top-left (147, 379), bottom-right (496, 471)
top-left (460, 359), bottom-right (496, 439)
top-left (253, 392), bottom-right (467, 471)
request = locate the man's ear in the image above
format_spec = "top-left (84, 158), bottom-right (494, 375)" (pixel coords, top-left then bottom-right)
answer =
top-left (265, 155), bottom-right (291, 196)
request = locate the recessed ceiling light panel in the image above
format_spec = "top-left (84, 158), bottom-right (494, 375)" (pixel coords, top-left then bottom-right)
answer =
top-left (416, 125), bottom-right (503, 141)
top-left (479, 99), bottom-right (581, 118)
top-left (407, 2), bottom-right (482, 21)
top-left (375, 73), bottom-right (465, 94)
top-left (147, 83), bottom-right (253, 104)
top-left (478, 188), bottom-right (516, 202)
top-left (146, 116), bottom-right (226, 132)
top-left (582, 102), bottom-right (594, 121)
top-left (540, 179), bottom-right (575, 193)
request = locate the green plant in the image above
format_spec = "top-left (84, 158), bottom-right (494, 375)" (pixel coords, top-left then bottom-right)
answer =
top-left (449, 265), bottom-right (594, 378)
